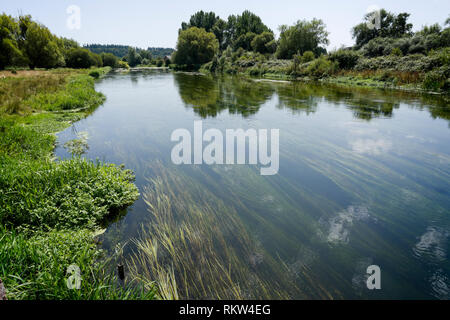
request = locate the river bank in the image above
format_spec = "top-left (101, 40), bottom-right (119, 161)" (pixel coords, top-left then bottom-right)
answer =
top-left (0, 67), bottom-right (155, 299)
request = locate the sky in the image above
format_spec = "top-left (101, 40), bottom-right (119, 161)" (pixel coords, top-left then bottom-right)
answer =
top-left (2, 0), bottom-right (449, 50)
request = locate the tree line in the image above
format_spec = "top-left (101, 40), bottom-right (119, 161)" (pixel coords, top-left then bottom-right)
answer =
top-left (84, 44), bottom-right (174, 59)
top-left (0, 14), bottom-right (128, 70)
top-left (172, 9), bottom-right (450, 69)
top-left (0, 14), bottom-right (174, 70)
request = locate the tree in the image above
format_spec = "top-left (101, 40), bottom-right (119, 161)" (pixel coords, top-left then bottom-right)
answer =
top-left (276, 19), bottom-right (329, 59)
top-left (352, 9), bottom-right (413, 48)
top-left (251, 32), bottom-right (276, 54)
top-left (101, 52), bottom-right (118, 67)
top-left (225, 10), bottom-right (270, 49)
top-left (233, 32), bottom-right (256, 51)
top-left (235, 10), bottom-right (270, 37)
top-left (0, 14), bottom-right (24, 69)
top-left (173, 27), bottom-right (219, 66)
top-left (66, 48), bottom-right (100, 68)
top-left (125, 47), bottom-right (142, 67)
top-left (181, 11), bottom-right (220, 33)
top-left (22, 22), bottom-right (64, 69)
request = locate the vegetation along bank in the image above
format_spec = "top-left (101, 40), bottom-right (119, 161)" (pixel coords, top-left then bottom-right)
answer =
top-left (170, 10), bottom-right (450, 93)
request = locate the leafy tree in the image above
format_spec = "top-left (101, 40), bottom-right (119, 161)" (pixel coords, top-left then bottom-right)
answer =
top-left (181, 11), bottom-right (220, 33)
top-left (418, 24), bottom-right (442, 36)
top-left (352, 9), bottom-right (413, 48)
top-left (22, 22), bottom-right (64, 69)
top-left (139, 49), bottom-right (152, 60)
top-left (234, 32), bottom-right (256, 51)
top-left (251, 32), bottom-right (276, 54)
top-left (173, 27), bottom-right (219, 66)
top-left (0, 14), bottom-right (24, 69)
top-left (235, 10), bottom-right (270, 37)
top-left (124, 47), bottom-right (142, 67)
top-left (66, 48), bottom-right (100, 68)
top-left (212, 18), bottom-right (227, 50)
top-left (276, 19), bottom-right (329, 59)
top-left (225, 11), bottom-right (270, 49)
top-left (101, 52), bottom-right (118, 67)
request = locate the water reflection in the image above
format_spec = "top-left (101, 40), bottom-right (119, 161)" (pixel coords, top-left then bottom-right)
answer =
top-left (174, 73), bottom-right (450, 122)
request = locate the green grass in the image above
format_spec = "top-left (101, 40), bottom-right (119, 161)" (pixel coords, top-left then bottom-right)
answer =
top-left (0, 156), bottom-right (139, 232)
top-left (0, 226), bottom-right (156, 300)
top-left (26, 75), bottom-right (106, 111)
top-left (0, 67), bottom-right (154, 300)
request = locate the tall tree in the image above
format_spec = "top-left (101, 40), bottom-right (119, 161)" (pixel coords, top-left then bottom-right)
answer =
top-left (0, 14), bottom-right (24, 69)
top-left (276, 19), bottom-right (329, 59)
top-left (173, 27), bottom-right (219, 66)
top-left (181, 11), bottom-right (220, 33)
top-left (352, 9), bottom-right (413, 48)
top-left (222, 11), bottom-right (271, 50)
top-left (22, 22), bottom-right (64, 69)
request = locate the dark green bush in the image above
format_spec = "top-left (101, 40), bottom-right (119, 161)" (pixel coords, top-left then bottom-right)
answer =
top-left (66, 48), bottom-right (102, 69)
top-left (329, 49), bottom-right (360, 69)
top-left (88, 70), bottom-right (100, 79)
top-left (100, 52), bottom-right (118, 68)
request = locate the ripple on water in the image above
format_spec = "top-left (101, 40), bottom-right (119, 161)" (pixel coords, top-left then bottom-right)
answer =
top-left (323, 205), bottom-right (370, 244)
top-left (430, 269), bottom-right (450, 300)
top-left (413, 226), bottom-right (448, 262)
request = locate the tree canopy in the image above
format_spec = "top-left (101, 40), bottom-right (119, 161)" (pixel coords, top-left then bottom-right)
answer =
top-left (276, 19), bottom-right (329, 59)
top-left (173, 27), bottom-right (219, 66)
top-left (352, 9), bottom-right (413, 48)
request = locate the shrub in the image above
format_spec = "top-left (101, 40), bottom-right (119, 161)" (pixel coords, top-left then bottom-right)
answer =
top-left (66, 48), bottom-right (101, 69)
top-left (329, 49), bottom-right (360, 69)
top-left (301, 51), bottom-right (315, 63)
top-left (423, 69), bottom-right (448, 91)
top-left (88, 70), bottom-right (100, 79)
top-left (117, 60), bottom-right (129, 69)
top-left (391, 47), bottom-right (403, 56)
top-left (251, 32), bottom-right (276, 54)
top-left (100, 52), bottom-right (118, 68)
top-left (304, 56), bottom-right (337, 78)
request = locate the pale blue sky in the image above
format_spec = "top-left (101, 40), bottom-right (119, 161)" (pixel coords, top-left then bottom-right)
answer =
top-left (2, 0), bottom-right (449, 49)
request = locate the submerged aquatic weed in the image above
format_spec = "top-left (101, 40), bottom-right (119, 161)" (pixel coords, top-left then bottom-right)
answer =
top-left (128, 163), bottom-right (301, 299)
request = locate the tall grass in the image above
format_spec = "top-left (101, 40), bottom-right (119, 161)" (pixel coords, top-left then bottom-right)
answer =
top-left (0, 68), bottom-right (109, 115)
top-left (0, 225), bottom-right (156, 300)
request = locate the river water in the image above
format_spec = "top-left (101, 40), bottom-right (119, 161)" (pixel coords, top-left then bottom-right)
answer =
top-left (55, 70), bottom-right (450, 299)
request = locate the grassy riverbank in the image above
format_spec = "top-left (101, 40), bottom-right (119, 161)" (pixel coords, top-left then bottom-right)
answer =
top-left (0, 67), bottom-right (155, 299)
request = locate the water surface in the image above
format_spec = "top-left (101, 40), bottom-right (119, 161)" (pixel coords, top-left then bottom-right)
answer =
top-left (56, 70), bottom-right (450, 299)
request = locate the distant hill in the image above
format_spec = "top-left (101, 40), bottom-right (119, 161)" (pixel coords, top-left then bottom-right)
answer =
top-left (84, 44), bottom-right (174, 58)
